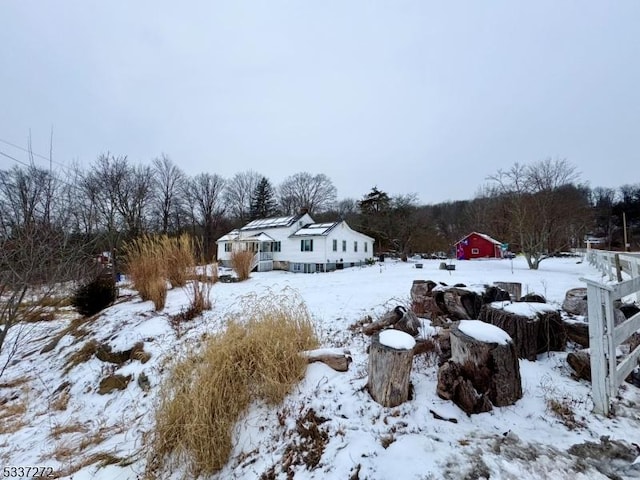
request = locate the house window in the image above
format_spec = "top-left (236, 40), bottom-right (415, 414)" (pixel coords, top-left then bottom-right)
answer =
top-left (293, 263), bottom-right (302, 272)
top-left (354, 241), bottom-right (358, 252)
top-left (301, 239), bottom-right (313, 252)
top-left (332, 239), bottom-right (337, 252)
top-left (471, 248), bottom-right (479, 255)
top-left (364, 242), bottom-right (368, 253)
top-left (224, 243), bottom-right (232, 252)
top-left (342, 240), bottom-right (346, 252)
top-left (273, 241), bottom-right (281, 252)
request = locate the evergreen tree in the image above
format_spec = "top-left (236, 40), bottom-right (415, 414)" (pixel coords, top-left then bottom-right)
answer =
top-left (250, 177), bottom-right (278, 219)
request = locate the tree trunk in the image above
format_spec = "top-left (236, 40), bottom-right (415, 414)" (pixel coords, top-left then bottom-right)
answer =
top-left (478, 304), bottom-right (566, 361)
top-left (449, 321), bottom-right (522, 407)
top-left (367, 331), bottom-right (414, 407)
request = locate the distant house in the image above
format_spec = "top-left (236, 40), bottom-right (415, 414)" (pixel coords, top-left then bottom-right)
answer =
top-left (455, 232), bottom-right (504, 260)
top-left (216, 212), bottom-right (375, 273)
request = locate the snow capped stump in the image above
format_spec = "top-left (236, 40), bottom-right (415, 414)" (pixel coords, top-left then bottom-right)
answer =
top-left (478, 301), bottom-right (566, 361)
top-left (368, 330), bottom-right (416, 407)
top-left (437, 320), bottom-right (522, 414)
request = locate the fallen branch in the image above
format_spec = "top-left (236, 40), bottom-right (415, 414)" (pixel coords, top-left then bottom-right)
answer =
top-left (429, 409), bottom-right (458, 423)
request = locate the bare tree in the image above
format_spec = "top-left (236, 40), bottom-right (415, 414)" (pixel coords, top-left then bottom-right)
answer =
top-left (0, 166), bottom-right (93, 378)
top-left (151, 154), bottom-right (186, 234)
top-left (487, 158), bottom-right (583, 269)
top-left (278, 172), bottom-right (337, 215)
top-left (224, 171), bottom-right (262, 224)
top-left (115, 163), bottom-right (153, 238)
top-left (184, 173), bottom-right (226, 260)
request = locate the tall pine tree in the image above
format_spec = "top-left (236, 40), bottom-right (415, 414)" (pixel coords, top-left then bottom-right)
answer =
top-left (250, 177), bottom-right (278, 220)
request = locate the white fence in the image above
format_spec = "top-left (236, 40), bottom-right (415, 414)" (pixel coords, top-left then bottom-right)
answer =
top-left (582, 249), bottom-right (640, 415)
top-left (585, 249), bottom-right (640, 285)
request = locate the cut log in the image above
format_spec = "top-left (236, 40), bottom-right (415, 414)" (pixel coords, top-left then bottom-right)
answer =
top-left (567, 350), bottom-right (591, 381)
top-left (303, 348), bottom-right (352, 372)
top-left (362, 306), bottom-right (404, 336)
top-left (478, 303), bottom-right (566, 361)
top-left (493, 282), bottom-right (522, 302)
top-left (410, 280), bottom-right (437, 317)
top-left (362, 306), bottom-right (421, 337)
top-left (449, 320), bottom-right (522, 407)
top-left (394, 309), bottom-right (421, 337)
top-left (368, 330), bottom-right (415, 407)
top-left (562, 288), bottom-right (588, 316)
top-left (519, 293), bottom-right (546, 303)
top-left (564, 320), bottom-right (590, 348)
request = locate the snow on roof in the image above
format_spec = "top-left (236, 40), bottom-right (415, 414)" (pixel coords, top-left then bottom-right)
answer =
top-left (490, 300), bottom-right (558, 318)
top-left (243, 232), bottom-right (275, 242)
top-left (291, 222), bottom-right (339, 236)
top-left (458, 319), bottom-right (511, 345)
top-left (455, 231), bottom-right (502, 245)
top-left (241, 214), bottom-right (303, 231)
top-left (217, 229), bottom-right (240, 242)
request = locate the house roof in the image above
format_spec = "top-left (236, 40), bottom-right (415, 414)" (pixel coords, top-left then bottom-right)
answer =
top-left (217, 229), bottom-right (239, 242)
top-left (243, 232), bottom-right (275, 242)
top-left (290, 222), bottom-right (340, 237)
top-left (240, 213), bottom-right (305, 231)
top-left (454, 231), bottom-right (502, 246)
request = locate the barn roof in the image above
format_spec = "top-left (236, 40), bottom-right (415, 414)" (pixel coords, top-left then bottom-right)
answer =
top-left (454, 231), bottom-right (502, 246)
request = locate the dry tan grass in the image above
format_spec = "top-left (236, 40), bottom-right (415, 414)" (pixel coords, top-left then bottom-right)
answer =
top-left (52, 451), bottom-right (130, 479)
top-left (123, 235), bottom-right (167, 311)
top-left (148, 290), bottom-right (318, 477)
top-left (0, 375), bottom-right (30, 389)
top-left (161, 234), bottom-right (196, 288)
top-left (0, 389), bottom-right (28, 435)
top-left (63, 339), bottom-right (98, 374)
top-left (50, 422), bottom-right (88, 439)
top-left (230, 250), bottom-right (254, 281)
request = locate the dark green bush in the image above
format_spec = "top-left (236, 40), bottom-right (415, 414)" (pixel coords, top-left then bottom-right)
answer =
top-left (72, 274), bottom-right (117, 317)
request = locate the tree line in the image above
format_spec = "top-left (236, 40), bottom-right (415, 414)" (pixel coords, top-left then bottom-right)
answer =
top-left (0, 155), bottom-right (638, 271)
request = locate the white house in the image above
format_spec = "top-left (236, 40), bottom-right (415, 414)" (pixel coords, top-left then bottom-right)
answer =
top-left (216, 212), bottom-right (375, 273)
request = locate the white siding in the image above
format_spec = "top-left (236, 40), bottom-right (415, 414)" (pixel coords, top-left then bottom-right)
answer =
top-left (216, 216), bottom-right (374, 269)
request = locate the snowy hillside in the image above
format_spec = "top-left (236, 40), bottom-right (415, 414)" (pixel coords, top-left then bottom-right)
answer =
top-left (2, 256), bottom-right (640, 480)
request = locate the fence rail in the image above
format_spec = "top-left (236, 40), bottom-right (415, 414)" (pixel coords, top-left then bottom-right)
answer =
top-left (585, 249), bottom-right (640, 285)
top-left (582, 249), bottom-right (640, 415)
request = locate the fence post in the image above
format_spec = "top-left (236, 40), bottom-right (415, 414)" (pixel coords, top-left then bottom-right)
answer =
top-left (587, 282), bottom-right (610, 415)
top-left (631, 260), bottom-right (640, 303)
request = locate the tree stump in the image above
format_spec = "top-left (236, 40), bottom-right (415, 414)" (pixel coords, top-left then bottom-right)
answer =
top-left (494, 282), bottom-right (522, 301)
top-left (562, 288), bottom-right (588, 316)
top-left (449, 320), bottom-right (522, 407)
top-left (368, 330), bottom-right (415, 407)
top-left (410, 280), bottom-right (437, 317)
top-left (478, 303), bottom-right (566, 361)
top-left (563, 320), bottom-right (590, 347)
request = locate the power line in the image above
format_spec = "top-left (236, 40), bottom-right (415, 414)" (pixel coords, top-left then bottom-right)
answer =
top-left (0, 136), bottom-right (71, 171)
top-left (0, 150), bottom-right (34, 169)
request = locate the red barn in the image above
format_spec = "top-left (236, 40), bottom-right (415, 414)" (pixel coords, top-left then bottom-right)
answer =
top-left (455, 232), bottom-right (504, 260)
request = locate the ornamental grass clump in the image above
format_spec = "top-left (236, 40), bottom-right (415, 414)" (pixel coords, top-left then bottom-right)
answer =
top-left (230, 249), bottom-right (254, 281)
top-left (148, 290), bottom-right (318, 476)
top-left (160, 234), bottom-right (195, 288)
top-left (122, 235), bottom-right (167, 311)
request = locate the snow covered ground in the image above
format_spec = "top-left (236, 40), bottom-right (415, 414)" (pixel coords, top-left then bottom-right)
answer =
top-left (2, 255), bottom-right (640, 479)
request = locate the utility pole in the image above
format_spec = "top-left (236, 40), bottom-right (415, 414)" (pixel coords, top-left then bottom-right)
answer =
top-left (623, 212), bottom-right (629, 252)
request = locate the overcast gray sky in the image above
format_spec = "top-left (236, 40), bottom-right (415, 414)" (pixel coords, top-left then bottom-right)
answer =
top-left (1, 1), bottom-right (638, 204)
